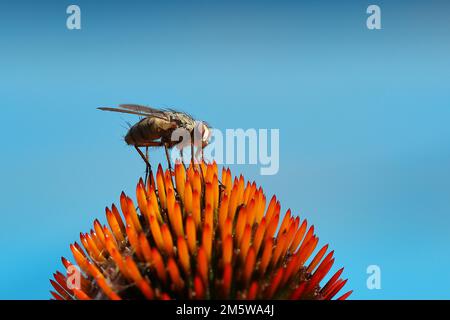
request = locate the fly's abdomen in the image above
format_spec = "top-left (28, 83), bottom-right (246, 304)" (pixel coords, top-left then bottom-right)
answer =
top-left (124, 117), bottom-right (174, 146)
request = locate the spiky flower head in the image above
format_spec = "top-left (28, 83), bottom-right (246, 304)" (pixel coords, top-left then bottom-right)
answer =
top-left (50, 161), bottom-right (351, 300)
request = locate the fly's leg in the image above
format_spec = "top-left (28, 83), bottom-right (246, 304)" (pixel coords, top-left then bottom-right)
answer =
top-left (195, 146), bottom-right (206, 182)
top-left (134, 146), bottom-right (152, 186)
top-left (138, 141), bottom-right (164, 187)
top-left (145, 147), bottom-right (150, 186)
top-left (191, 143), bottom-right (195, 167)
top-left (195, 146), bottom-right (203, 164)
top-left (195, 145), bottom-right (205, 163)
top-left (180, 148), bottom-right (187, 171)
top-left (201, 144), bottom-right (205, 162)
top-left (164, 144), bottom-right (173, 173)
top-left (134, 146), bottom-right (151, 168)
top-left (164, 143), bottom-right (176, 189)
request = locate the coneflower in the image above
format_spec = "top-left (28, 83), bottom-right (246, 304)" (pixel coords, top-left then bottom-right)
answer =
top-left (50, 161), bottom-right (352, 300)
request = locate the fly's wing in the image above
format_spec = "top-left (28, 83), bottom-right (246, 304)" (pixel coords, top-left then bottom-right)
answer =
top-left (97, 107), bottom-right (150, 117)
top-left (98, 105), bottom-right (205, 129)
top-left (98, 104), bottom-right (170, 121)
top-left (119, 104), bottom-right (168, 117)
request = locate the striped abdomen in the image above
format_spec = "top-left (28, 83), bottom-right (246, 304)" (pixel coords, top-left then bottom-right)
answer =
top-left (125, 117), bottom-right (175, 147)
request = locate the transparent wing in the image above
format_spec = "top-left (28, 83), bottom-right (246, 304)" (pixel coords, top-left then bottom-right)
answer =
top-left (98, 105), bottom-right (169, 121)
top-left (118, 104), bottom-right (168, 117)
top-left (125, 105), bottom-right (194, 123)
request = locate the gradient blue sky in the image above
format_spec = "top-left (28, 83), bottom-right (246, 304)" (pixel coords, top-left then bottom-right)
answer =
top-left (1, 0), bottom-right (450, 299)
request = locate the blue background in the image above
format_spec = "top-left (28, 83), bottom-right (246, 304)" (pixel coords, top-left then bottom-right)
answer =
top-left (1, 0), bottom-right (449, 299)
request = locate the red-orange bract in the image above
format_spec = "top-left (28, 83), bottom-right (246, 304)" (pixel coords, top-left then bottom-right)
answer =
top-left (50, 161), bottom-right (352, 300)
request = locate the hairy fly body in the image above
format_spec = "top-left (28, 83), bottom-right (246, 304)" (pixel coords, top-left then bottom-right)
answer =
top-left (98, 104), bottom-right (211, 183)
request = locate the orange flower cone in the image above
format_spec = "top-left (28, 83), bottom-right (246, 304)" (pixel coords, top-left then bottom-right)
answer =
top-left (50, 161), bottom-right (352, 300)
